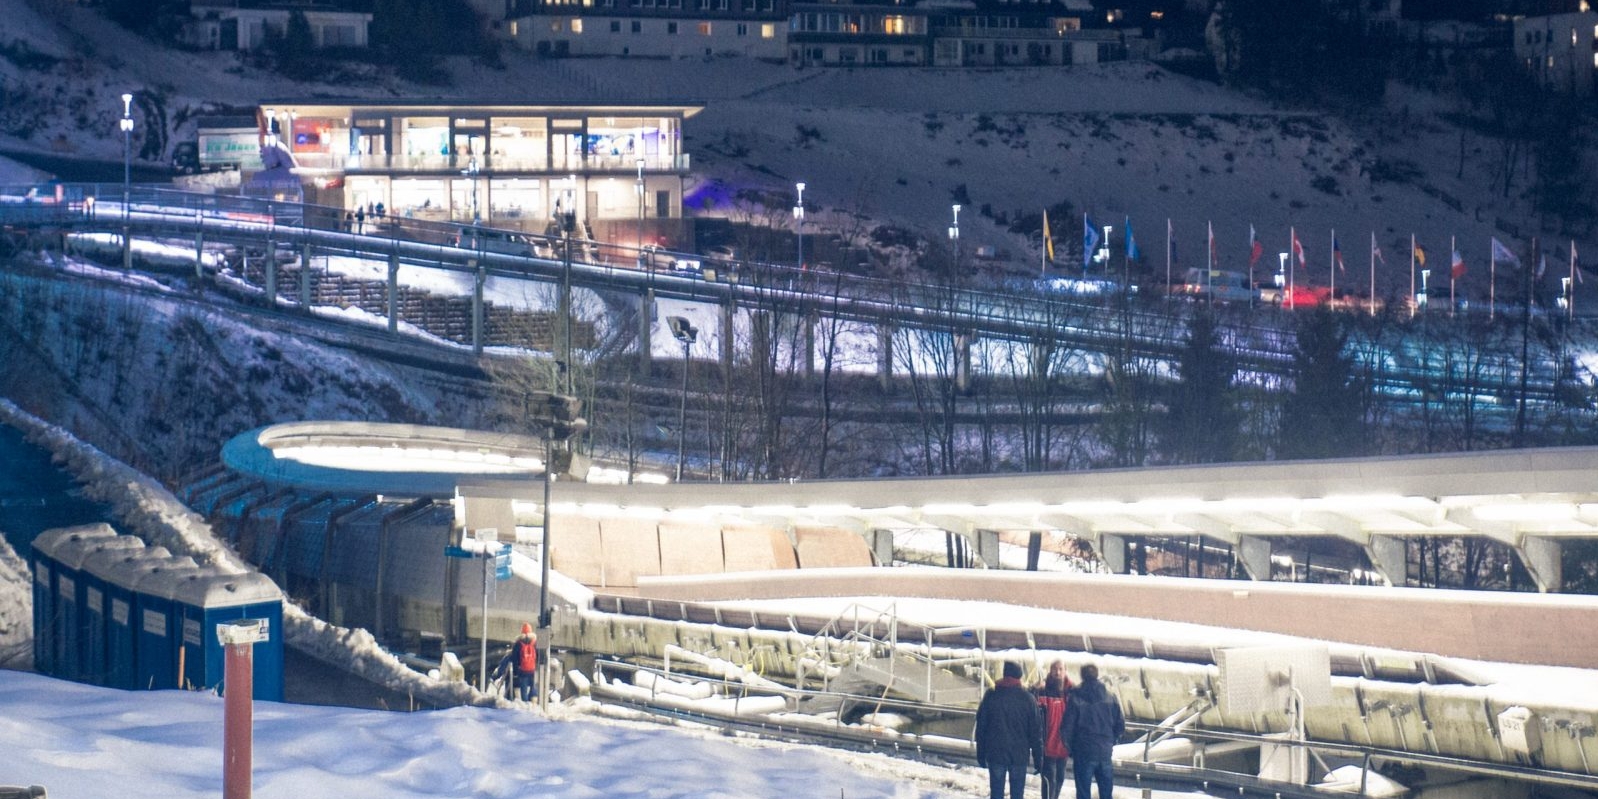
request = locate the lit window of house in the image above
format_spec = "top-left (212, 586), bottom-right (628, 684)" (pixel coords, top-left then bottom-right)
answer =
top-left (884, 15), bottom-right (906, 34)
top-left (571, 18), bottom-right (583, 32)
top-left (698, 21), bottom-right (712, 35)
top-left (761, 23), bottom-right (774, 38)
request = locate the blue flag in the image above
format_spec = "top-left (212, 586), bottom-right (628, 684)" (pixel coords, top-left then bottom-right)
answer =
top-left (1083, 214), bottom-right (1100, 269)
top-left (1125, 216), bottom-right (1140, 261)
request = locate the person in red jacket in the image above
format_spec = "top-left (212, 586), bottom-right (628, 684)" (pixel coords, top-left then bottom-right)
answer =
top-left (1034, 661), bottom-right (1074, 799)
top-left (492, 623), bottom-right (539, 701)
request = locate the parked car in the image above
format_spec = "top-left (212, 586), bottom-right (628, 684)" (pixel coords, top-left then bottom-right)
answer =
top-left (453, 227), bottom-right (546, 258)
top-left (639, 243), bottom-right (701, 274)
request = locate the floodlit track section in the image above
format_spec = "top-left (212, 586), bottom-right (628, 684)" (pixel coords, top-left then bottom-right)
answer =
top-left (0, 185), bottom-right (1585, 407)
top-left (196, 423), bottom-right (1598, 796)
top-left (566, 600), bottom-right (1598, 797)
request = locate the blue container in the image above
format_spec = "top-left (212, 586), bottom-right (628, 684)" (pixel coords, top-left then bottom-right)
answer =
top-left (80, 546), bottom-right (175, 687)
top-left (30, 525), bottom-right (120, 677)
top-left (34, 527), bottom-right (142, 681)
top-left (132, 563), bottom-right (215, 692)
top-left (169, 571), bottom-right (284, 701)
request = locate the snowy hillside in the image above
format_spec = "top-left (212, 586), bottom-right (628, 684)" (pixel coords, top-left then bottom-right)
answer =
top-left (1, 1), bottom-right (1587, 303)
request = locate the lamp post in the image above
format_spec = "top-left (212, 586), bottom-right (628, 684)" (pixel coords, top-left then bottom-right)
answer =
top-left (534, 392), bottom-right (585, 710)
top-left (667, 316), bottom-right (698, 481)
top-left (464, 156), bottom-right (480, 224)
top-left (949, 203), bottom-right (961, 265)
top-left (636, 158), bottom-right (646, 266)
top-left (120, 92), bottom-right (134, 216)
top-left (793, 182), bottom-right (806, 270)
top-left (560, 175), bottom-right (576, 396)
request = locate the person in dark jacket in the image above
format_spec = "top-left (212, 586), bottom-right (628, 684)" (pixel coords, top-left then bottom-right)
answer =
top-left (1061, 663), bottom-right (1124, 799)
top-left (975, 661), bottom-right (1042, 799)
top-left (491, 623), bottom-right (539, 701)
top-left (1034, 661), bottom-right (1073, 799)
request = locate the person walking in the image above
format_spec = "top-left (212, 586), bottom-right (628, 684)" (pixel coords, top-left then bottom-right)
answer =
top-left (975, 661), bottom-right (1042, 799)
top-left (1061, 664), bottom-right (1124, 799)
top-left (491, 623), bottom-right (539, 702)
top-left (1035, 661), bottom-right (1073, 799)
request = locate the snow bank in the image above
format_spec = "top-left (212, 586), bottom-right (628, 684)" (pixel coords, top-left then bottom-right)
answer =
top-left (0, 398), bottom-right (493, 710)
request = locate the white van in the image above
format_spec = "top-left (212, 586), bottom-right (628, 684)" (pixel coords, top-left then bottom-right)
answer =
top-left (1175, 269), bottom-right (1255, 303)
top-left (453, 227), bottom-right (548, 258)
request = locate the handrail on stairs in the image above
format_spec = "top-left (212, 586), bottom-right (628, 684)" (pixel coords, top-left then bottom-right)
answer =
top-left (796, 602), bottom-right (989, 700)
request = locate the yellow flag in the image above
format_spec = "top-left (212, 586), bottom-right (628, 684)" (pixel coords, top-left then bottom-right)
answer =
top-left (1043, 210), bottom-right (1055, 263)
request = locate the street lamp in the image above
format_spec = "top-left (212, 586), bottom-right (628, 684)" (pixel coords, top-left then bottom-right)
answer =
top-left (948, 203), bottom-right (962, 275)
top-left (793, 182), bottom-right (806, 270)
top-left (464, 156), bottom-right (480, 224)
top-left (119, 92), bottom-right (134, 213)
top-left (636, 158), bottom-right (646, 266)
top-left (534, 392), bottom-right (585, 709)
top-left (559, 175), bottom-right (577, 396)
top-left (667, 316), bottom-right (698, 481)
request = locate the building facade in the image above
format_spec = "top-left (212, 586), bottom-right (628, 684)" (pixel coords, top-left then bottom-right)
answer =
top-left (255, 100), bottom-right (704, 244)
top-left (182, 1), bottom-right (373, 51)
top-left (485, 0), bottom-right (790, 59)
top-left (1513, 10), bottom-right (1598, 95)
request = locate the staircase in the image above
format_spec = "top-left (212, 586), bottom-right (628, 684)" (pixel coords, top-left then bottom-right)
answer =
top-left (799, 603), bottom-right (987, 707)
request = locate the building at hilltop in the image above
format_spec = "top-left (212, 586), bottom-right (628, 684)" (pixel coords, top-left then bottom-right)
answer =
top-left (253, 99), bottom-right (704, 245)
top-left (464, 0), bottom-right (1150, 66)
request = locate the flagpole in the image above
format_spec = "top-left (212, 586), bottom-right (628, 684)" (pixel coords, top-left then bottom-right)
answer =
top-left (1571, 239), bottom-right (1577, 321)
top-left (1206, 220), bottom-right (1213, 307)
top-left (1289, 226), bottom-right (1296, 309)
top-left (1330, 228), bottom-right (1337, 300)
top-left (1490, 235), bottom-right (1496, 321)
top-left (1165, 218), bottom-right (1171, 295)
top-left (1410, 233), bottom-right (1416, 317)
top-left (1449, 235), bottom-right (1456, 317)
top-left (1369, 231), bottom-right (1376, 316)
top-left (1041, 210), bottom-right (1047, 278)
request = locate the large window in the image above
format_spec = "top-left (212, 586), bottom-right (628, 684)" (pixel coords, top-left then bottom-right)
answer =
top-left (391, 178), bottom-right (448, 222)
top-left (398, 117), bottom-right (449, 169)
top-left (490, 118), bottom-right (547, 171)
top-left (490, 178), bottom-right (543, 222)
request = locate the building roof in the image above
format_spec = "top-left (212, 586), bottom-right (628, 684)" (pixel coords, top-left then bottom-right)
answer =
top-left (258, 99), bottom-right (706, 118)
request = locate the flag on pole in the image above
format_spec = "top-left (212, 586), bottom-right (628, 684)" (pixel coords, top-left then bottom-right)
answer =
top-left (1414, 242), bottom-right (1427, 267)
top-left (1169, 219), bottom-right (1179, 266)
top-left (1083, 213), bottom-right (1099, 269)
top-left (1125, 216), bottom-right (1140, 261)
top-left (1208, 221), bottom-right (1219, 266)
top-left (1537, 253), bottom-right (1547, 280)
top-left (1490, 237), bottom-right (1520, 267)
top-left (1332, 233), bottom-right (1345, 273)
top-left (1042, 210), bottom-right (1055, 264)
top-left (1372, 236), bottom-right (1386, 265)
top-left (1574, 241), bottom-right (1584, 284)
top-left (1249, 224), bottom-right (1263, 268)
top-left (1451, 248), bottom-right (1466, 280)
top-left (1291, 229), bottom-right (1305, 267)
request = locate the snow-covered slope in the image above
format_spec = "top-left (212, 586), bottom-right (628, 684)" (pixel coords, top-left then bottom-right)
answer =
top-left (0, 2), bottom-right (1583, 302)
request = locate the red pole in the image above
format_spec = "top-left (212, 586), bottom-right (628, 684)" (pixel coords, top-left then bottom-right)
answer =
top-left (222, 629), bottom-right (257, 799)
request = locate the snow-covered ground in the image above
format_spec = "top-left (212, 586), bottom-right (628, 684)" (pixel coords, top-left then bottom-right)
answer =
top-left (0, 668), bottom-right (974, 799)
